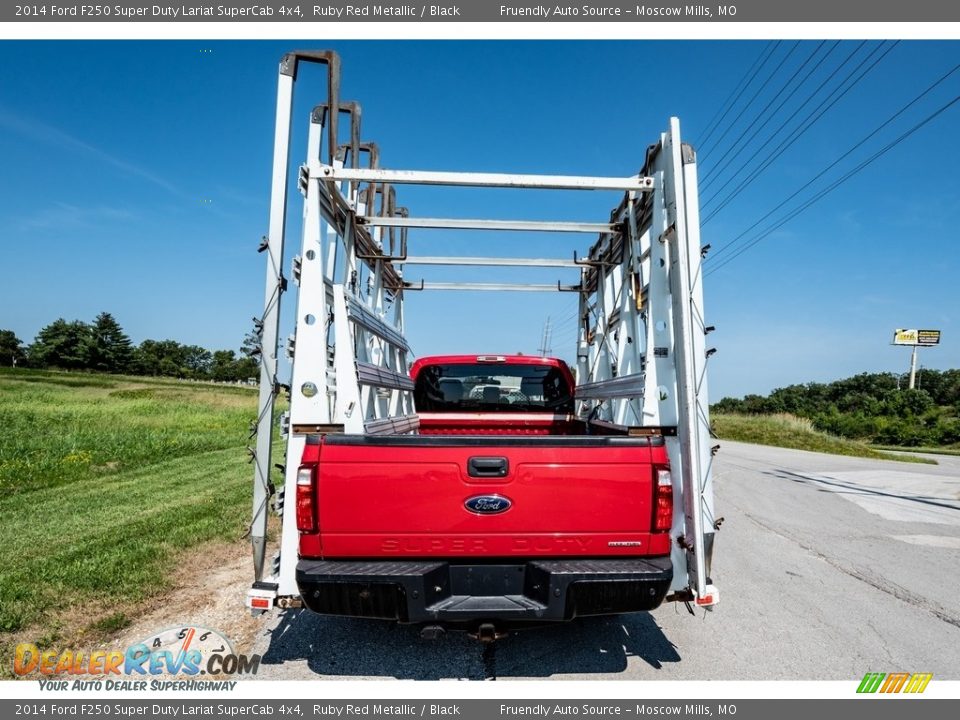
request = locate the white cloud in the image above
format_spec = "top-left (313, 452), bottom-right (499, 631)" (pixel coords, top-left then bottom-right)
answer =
top-left (0, 107), bottom-right (184, 197)
top-left (16, 202), bottom-right (136, 231)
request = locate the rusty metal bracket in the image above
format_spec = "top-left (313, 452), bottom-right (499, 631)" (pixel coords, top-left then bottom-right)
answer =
top-left (355, 235), bottom-right (408, 263)
top-left (383, 279), bottom-right (425, 293)
top-left (356, 184), bottom-right (408, 262)
top-left (281, 50), bottom-right (340, 165)
top-left (572, 250), bottom-right (616, 268)
top-left (314, 100), bottom-right (361, 177)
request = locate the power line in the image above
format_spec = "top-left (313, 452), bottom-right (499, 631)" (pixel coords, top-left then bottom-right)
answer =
top-left (704, 93), bottom-right (960, 278)
top-left (553, 298), bottom-right (581, 326)
top-left (551, 325), bottom-right (579, 339)
top-left (698, 41), bottom-right (779, 148)
top-left (702, 41), bottom-right (899, 225)
top-left (700, 41), bottom-right (831, 193)
top-left (700, 42), bottom-right (801, 164)
top-left (705, 60), bottom-right (960, 267)
top-left (550, 333), bottom-right (580, 352)
top-left (555, 312), bottom-right (580, 329)
top-left (701, 40), bottom-right (878, 217)
top-left (700, 39), bottom-right (872, 213)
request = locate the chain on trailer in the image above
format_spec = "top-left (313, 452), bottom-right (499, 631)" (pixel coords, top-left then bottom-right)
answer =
top-left (247, 51), bottom-right (719, 613)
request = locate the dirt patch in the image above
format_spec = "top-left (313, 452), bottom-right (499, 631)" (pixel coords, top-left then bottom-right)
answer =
top-left (5, 541), bottom-right (266, 680)
top-left (107, 542), bottom-right (264, 655)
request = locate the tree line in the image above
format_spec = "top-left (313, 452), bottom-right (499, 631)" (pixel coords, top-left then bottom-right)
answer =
top-left (712, 370), bottom-right (960, 447)
top-left (0, 313), bottom-right (259, 382)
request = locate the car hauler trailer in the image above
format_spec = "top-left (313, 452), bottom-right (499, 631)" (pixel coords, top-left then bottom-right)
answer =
top-left (246, 51), bottom-right (720, 636)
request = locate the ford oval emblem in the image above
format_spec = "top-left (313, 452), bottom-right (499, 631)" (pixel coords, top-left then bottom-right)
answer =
top-left (464, 495), bottom-right (512, 515)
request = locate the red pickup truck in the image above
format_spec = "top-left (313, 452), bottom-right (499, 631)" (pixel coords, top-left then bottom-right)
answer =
top-left (293, 354), bottom-right (673, 636)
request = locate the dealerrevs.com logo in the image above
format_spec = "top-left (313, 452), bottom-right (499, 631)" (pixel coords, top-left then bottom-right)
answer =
top-left (857, 672), bottom-right (933, 694)
top-left (14, 626), bottom-right (260, 689)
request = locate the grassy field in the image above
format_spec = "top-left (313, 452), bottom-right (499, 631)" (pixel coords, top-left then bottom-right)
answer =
top-left (872, 444), bottom-right (960, 457)
top-left (0, 368), bottom-right (266, 664)
top-left (712, 412), bottom-right (936, 464)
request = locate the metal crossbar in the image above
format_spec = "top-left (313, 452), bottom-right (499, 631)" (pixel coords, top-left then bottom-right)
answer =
top-left (402, 282), bottom-right (583, 292)
top-left (343, 293), bottom-right (409, 352)
top-left (310, 162), bottom-right (655, 191)
top-left (575, 373), bottom-right (647, 400)
top-left (403, 256), bottom-right (581, 268)
top-left (356, 362), bottom-right (416, 391)
top-left (357, 216), bottom-right (619, 234)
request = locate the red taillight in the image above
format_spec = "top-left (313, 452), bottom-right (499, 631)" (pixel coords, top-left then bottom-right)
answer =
top-left (295, 466), bottom-right (316, 532)
top-left (654, 466), bottom-right (673, 532)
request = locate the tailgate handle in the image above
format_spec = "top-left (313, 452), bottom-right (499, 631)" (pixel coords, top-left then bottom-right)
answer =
top-left (468, 456), bottom-right (509, 478)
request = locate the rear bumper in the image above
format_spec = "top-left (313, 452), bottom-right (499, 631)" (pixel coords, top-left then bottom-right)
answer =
top-left (296, 557), bottom-right (672, 624)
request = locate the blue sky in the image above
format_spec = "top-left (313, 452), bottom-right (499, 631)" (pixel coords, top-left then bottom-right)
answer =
top-left (0, 40), bottom-right (957, 399)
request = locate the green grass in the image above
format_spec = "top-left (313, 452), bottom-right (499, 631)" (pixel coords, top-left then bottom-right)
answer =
top-left (712, 413), bottom-right (936, 465)
top-left (872, 444), bottom-right (960, 457)
top-left (88, 612), bottom-right (133, 634)
top-left (0, 369), bottom-right (258, 496)
top-left (0, 368), bottom-right (270, 659)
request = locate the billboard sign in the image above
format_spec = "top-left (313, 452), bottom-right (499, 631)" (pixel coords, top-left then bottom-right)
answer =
top-left (892, 329), bottom-right (941, 346)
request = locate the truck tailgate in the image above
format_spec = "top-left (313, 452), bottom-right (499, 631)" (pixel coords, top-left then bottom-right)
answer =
top-left (303, 435), bottom-right (670, 558)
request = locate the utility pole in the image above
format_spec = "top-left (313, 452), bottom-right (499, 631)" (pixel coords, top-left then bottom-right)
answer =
top-left (538, 316), bottom-right (552, 357)
top-left (908, 345), bottom-right (918, 389)
top-left (893, 329), bottom-right (940, 390)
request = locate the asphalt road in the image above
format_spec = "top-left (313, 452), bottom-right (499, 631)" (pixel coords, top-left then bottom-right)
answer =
top-left (249, 442), bottom-right (960, 680)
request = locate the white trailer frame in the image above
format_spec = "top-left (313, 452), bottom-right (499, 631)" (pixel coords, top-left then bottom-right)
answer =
top-left (247, 51), bottom-right (719, 614)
